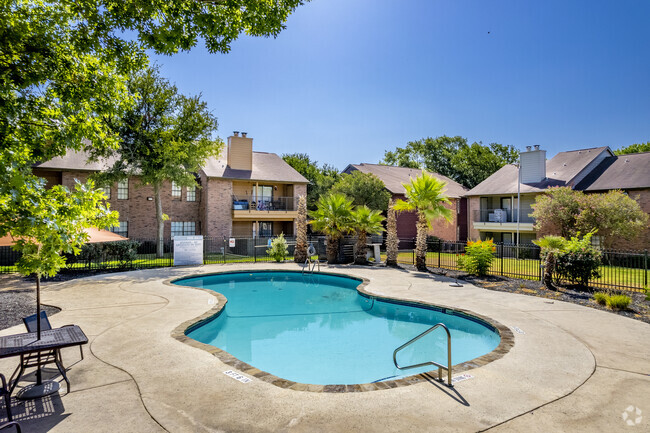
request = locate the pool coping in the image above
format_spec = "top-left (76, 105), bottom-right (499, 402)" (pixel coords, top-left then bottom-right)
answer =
top-left (167, 269), bottom-right (514, 393)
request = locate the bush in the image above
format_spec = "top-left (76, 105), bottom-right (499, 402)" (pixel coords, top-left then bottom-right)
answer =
top-left (266, 233), bottom-right (289, 262)
top-left (555, 232), bottom-right (601, 287)
top-left (70, 240), bottom-right (140, 269)
top-left (458, 239), bottom-right (496, 276)
top-left (606, 294), bottom-right (631, 310)
top-left (594, 292), bottom-right (608, 305)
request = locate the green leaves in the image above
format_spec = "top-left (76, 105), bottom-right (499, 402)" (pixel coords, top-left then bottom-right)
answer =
top-left (331, 171), bottom-right (391, 211)
top-left (309, 193), bottom-right (353, 240)
top-left (394, 171), bottom-right (453, 227)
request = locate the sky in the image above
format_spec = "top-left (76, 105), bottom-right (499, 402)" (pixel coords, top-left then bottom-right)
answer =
top-left (150, 0), bottom-right (650, 170)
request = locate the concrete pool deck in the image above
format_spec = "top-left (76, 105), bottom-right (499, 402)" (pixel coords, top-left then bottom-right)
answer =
top-left (1, 263), bottom-right (648, 432)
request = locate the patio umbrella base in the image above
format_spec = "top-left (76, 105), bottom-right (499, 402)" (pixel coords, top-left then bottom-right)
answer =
top-left (16, 380), bottom-right (60, 400)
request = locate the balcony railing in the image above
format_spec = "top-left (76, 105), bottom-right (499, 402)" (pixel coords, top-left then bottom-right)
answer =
top-left (473, 209), bottom-right (535, 224)
top-left (232, 195), bottom-right (297, 212)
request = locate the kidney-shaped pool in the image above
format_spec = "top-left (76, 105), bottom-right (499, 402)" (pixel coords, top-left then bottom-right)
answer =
top-left (175, 271), bottom-right (501, 385)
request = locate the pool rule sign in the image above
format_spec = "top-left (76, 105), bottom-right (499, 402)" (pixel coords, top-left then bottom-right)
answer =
top-left (174, 235), bottom-right (203, 266)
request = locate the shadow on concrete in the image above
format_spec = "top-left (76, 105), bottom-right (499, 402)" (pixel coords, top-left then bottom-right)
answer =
top-left (422, 372), bottom-right (470, 406)
top-left (1, 386), bottom-right (69, 432)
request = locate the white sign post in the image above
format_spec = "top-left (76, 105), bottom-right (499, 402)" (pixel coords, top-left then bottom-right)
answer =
top-left (173, 235), bottom-right (203, 266)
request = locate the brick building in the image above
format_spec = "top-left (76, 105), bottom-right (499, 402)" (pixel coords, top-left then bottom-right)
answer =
top-left (341, 164), bottom-right (468, 241)
top-left (33, 132), bottom-right (308, 239)
top-left (465, 146), bottom-right (650, 249)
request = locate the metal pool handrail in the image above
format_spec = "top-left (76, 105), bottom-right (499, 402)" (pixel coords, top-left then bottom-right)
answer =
top-left (393, 322), bottom-right (453, 387)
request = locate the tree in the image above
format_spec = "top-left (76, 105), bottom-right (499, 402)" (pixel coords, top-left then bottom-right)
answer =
top-left (533, 235), bottom-right (566, 289)
top-left (382, 136), bottom-right (518, 188)
top-left (2, 0), bottom-right (308, 276)
top-left (282, 153), bottom-right (340, 210)
top-left (385, 199), bottom-right (399, 267)
top-left (330, 171), bottom-right (391, 211)
top-left (614, 142), bottom-right (650, 155)
top-left (99, 66), bottom-right (222, 256)
top-left (531, 187), bottom-right (648, 248)
top-left (294, 195), bottom-right (308, 263)
top-left (349, 206), bottom-right (385, 265)
top-left (309, 193), bottom-right (353, 264)
top-left (394, 172), bottom-right (452, 271)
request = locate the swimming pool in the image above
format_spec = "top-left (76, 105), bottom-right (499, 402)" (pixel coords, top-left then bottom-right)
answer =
top-left (176, 271), bottom-right (501, 385)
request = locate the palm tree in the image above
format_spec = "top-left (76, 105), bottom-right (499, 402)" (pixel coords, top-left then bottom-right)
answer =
top-left (293, 195), bottom-right (308, 263)
top-left (309, 193), bottom-right (353, 263)
top-left (385, 199), bottom-right (399, 267)
top-left (533, 235), bottom-right (566, 289)
top-left (394, 171), bottom-right (452, 271)
top-left (350, 205), bottom-right (385, 265)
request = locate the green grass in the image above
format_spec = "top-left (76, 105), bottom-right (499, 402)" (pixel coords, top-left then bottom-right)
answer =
top-left (383, 251), bottom-right (649, 291)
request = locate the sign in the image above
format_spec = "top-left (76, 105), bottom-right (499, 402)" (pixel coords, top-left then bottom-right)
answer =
top-left (229, 238), bottom-right (236, 248)
top-left (223, 370), bottom-right (252, 384)
top-left (173, 235), bottom-right (203, 266)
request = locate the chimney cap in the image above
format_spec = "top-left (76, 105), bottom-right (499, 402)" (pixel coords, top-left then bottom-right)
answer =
top-left (241, 132), bottom-right (247, 137)
top-left (233, 131), bottom-right (240, 137)
top-left (534, 145), bottom-right (540, 150)
top-left (525, 145), bottom-right (532, 152)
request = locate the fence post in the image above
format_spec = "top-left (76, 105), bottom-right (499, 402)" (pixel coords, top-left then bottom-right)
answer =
top-left (254, 238), bottom-right (257, 263)
top-left (643, 250), bottom-right (648, 288)
top-left (412, 238), bottom-right (416, 265)
top-left (438, 239), bottom-right (441, 268)
top-left (223, 237), bottom-right (226, 263)
top-left (500, 243), bottom-right (504, 276)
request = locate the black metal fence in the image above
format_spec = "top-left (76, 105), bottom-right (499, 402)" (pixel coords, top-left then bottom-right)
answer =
top-left (1, 236), bottom-right (648, 292)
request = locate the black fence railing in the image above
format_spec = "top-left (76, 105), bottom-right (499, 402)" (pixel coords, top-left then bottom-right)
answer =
top-left (1, 236), bottom-right (647, 292)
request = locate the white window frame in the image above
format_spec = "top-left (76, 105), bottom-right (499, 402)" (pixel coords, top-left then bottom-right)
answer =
top-left (101, 186), bottom-right (111, 200)
top-left (171, 221), bottom-right (196, 238)
top-left (171, 181), bottom-right (181, 199)
top-left (110, 221), bottom-right (128, 238)
top-left (186, 185), bottom-right (196, 202)
top-left (117, 179), bottom-right (129, 200)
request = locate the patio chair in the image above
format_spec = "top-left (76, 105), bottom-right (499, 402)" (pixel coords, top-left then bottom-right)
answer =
top-left (0, 422), bottom-right (21, 433)
top-left (23, 312), bottom-right (84, 362)
top-left (0, 373), bottom-right (11, 421)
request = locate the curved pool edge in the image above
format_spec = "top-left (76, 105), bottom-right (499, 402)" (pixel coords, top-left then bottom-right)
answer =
top-left (166, 269), bottom-right (514, 393)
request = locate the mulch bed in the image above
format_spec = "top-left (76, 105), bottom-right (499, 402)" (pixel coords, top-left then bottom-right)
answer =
top-left (0, 275), bottom-right (61, 331)
top-left (424, 266), bottom-right (650, 325)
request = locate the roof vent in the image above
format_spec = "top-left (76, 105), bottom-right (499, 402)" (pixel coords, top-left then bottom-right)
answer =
top-left (563, 163), bottom-right (567, 166)
top-left (241, 132), bottom-right (247, 137)
top-left (233, 131), bottom-right (240, 137)
top-left (526, 145), bottom-right (532, 152)
top-left (534, 145), bottom-right (540, 150)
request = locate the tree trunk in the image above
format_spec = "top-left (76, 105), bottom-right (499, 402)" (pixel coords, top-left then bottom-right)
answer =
top-left (326, 236), bottom-right (339, 264)
top-left (154, 183), bottom-right (164, 258)
top-left (354, 231), bottom-right (368, 265)
top-left (415, 211), bottom-right (428, 271)
top-left (386, 199), bottom-right (398, 267)
top-left (543, 252), bottom-right (555, 289)
top-left (294, 195), bottom-right (308, 263)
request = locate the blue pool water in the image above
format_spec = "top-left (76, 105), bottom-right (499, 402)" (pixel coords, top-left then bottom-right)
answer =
top-left (176, 271), bottom-right (500, 385)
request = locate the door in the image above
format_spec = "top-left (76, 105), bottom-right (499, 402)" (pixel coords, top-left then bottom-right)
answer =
top-left (500, 197), bottom-right (511, 222)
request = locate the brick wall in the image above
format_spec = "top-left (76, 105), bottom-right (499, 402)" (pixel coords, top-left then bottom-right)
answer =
top-left (427, 199), bottom-right (459, 241)
top-left (466, 196), bottom-right (481, 240)
top-left (203, 178), bottom-right (233, 238)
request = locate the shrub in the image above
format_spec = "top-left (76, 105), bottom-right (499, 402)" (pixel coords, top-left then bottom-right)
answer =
top-left (594, 292), bottom-right (609, 305)
top-left (458, 239), bottom-right (495, 276)
top-left (554, 232), bottom-right (601, 287)
top-left (267, 233), bottom-right (289, 262)
top-left (606, 294), bottom-right (631, 310)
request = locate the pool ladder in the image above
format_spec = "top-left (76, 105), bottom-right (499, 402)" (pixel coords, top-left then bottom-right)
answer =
top-left (302, 257), bottom-right (320, 274)
top-left (393, 323), bottom-right (453, 387)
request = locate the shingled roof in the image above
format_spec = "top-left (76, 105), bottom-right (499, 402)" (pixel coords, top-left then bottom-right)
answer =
top-left (575, 152), bottom-right (650, 191)
top-left (342, 163), bottom-right (468, 198)
top-left (466, 146), bottom-right (617, 196)
top-left (35, 150), bottom-right (308, 184)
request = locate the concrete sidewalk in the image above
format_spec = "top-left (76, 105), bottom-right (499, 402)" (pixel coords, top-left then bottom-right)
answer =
top-left (1, 263), bottom-right (648, 432)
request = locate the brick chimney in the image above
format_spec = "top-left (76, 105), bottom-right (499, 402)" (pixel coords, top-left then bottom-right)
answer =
top-left (227, 131), bottom-right (253, 170)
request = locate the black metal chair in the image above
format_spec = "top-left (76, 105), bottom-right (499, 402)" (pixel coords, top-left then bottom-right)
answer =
top-left (0, 374), bottom-right (11, 421)
top-left (0, 421), bottom-right (21, 432)
top-left (23, 312), bottom-right (84, 362)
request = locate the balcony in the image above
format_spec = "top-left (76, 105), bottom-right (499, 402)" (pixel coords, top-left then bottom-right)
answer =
top-left (232, 195), bottom-right (299, 220)
top-left (472, 209), bottom-right (535, 232)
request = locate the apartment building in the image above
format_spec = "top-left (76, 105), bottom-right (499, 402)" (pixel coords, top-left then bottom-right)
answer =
top-left (33, 132), bottom-right (308, 239)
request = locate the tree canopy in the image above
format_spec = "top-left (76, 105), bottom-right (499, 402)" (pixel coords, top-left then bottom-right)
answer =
top-left (282, 153), bottom-right (340, 210)
top-left (382, 136), bottom-right (518, 189)
top-left (531, 187), bottom-right (648, 249)
top-left (614, 142), bottom-right (650, 155)
top-left (99, 66), bottom-right (222, 256)
top-left (330, 171), bottom-right (391, 211)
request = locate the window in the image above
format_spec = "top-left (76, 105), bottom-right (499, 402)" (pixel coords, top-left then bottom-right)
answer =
top-left (117, 179), bottom-right (129, 199)
top-left (259, 221), bottom-right (273, 237)
top-left (171, 182), bottom-right (181, 199)
top-left (171, 222), bottom-right (196, 238)
top-left (110, 221), bottom-right (128, 238)
top-left (101, 186), bottom-right (111, 200)
top-left (186, 185), bottom-right (196, 202)
top-left (254, 185), bottom-right (273, 210)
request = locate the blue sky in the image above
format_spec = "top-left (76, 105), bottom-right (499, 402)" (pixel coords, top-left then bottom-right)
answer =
top-left (150, 0), bottom-right (650, 170)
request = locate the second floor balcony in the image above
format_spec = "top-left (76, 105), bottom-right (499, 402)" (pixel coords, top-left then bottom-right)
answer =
top-left (472, 208), bottom-right (536, 232)
top-left (232, 195), bottom-right (299, 220)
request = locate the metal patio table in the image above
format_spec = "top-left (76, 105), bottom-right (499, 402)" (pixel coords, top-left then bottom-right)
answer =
top-left (0, 325), bottom-right (88, 399)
